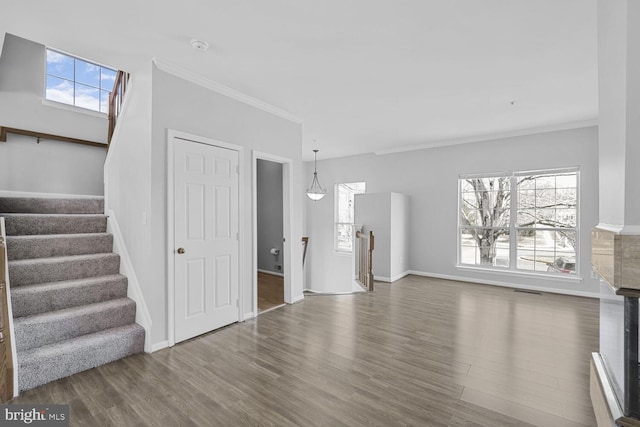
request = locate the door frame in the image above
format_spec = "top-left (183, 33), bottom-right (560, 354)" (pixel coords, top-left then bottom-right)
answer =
top-left (252, 151), bottom-right (295, 316)
top-left (167, 129), bottom-right (245, 347)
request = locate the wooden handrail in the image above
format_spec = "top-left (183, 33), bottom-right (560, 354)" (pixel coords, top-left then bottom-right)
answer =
top-left (0, 126), bottom-right (106, 149)
top-left (356, 229), bottom-right (374, 292)
top-left (108, 70), bottom-right (130, 144)
top-left (0, 218), bottom-right (15, 402)
top-left (302, 237), bottom-right (309, 266)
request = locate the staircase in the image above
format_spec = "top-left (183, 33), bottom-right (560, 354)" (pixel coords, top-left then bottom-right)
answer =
top-left (0, 196), bottom-right (145, 392)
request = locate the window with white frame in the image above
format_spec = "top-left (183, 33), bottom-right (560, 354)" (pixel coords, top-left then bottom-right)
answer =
top-left (45, 49), bottom-right (117, 113)
top-left (335, 182), bottom-right (366, 253)
top-left (459, 169), bottom-right (578, 276)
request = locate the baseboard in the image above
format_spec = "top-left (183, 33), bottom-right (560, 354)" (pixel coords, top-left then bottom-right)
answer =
top-left (106, 210), bottom-right (153, 353)
top-left (151, 340), bottom-right (169, 353)
top-left (242, 311), bottom-right (255, 320)
top-left (374, 271), bottom-right (411, 283)
top-left (257, 269), bottom-right (284, 277)
top-left (304, 289), bottom-right (362, 296)
top-left (292, 294), bottom-right (305, 303)
top-left (0, 190), bottom-right (103, 199)
top-left (407, 270), bottom-right (600, 299)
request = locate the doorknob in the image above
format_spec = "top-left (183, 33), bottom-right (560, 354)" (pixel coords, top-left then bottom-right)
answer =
top-left (177, 247), bottom-right (185, 254)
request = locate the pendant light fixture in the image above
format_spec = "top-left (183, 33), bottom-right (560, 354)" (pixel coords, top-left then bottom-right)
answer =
top-left (306, 149), bottom-right (326, 201)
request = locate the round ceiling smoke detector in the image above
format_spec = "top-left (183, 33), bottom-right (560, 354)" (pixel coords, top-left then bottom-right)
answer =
top-left (190, 39), bottom-right (209, 52)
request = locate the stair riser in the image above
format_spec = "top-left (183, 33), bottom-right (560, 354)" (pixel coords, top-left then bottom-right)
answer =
top-left (11, 276), bottom-right (128, 318)
top-left (4, 215), bottom-right (107, 236)
top-left (0, 197), bottom-right (104, 214)
top-left (9, 255), bottom-right (120, 287)
top-left (18, 325), bottom-right (144, 392)
top-left (15, 299), bottom-right (137, 351)
top-left (7, 234), bottom-right (114, 261)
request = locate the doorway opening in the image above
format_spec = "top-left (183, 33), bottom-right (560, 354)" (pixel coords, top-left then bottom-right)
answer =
top-left (256, 158), bottom-right (285, 313)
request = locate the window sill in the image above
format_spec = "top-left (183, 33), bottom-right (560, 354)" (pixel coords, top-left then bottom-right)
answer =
top-left (334, 251), bottom-right (353, 258)
top-left (42, 99), bottom-right (107, 119)
top-left (455, 265), bottom-right (583, 283)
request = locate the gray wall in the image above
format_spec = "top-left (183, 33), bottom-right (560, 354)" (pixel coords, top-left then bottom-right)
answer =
top-left (305, 126), bottom-right (600, 296)
top-left (257, 159), bottom-right (284, 274)
top-left (0, 33), bottom-right (107, 195)
top-left (149, 66), bottom-right (303, 345)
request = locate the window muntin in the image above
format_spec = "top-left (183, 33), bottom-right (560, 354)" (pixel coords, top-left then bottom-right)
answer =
top-left (335, 182), bottom-right (366, 253)
top-left (458, 170), bottom-right (578, 276)
top-left (45, 49), bottom-right (117, 113)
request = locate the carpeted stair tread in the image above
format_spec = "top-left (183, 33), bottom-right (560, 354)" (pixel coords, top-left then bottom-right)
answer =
top-left (0, 197), bottom-right (104, 214)
top-left (11, 274), bottom-right (128, 318)
top-left (2, 213), bottom-right (107, 235)
top-left (14, 297), bottom-right (137, 352)
top-left (18, 323), bottom-right (144, 392)
top-left (6, 233), bottom-right (113, 260)
top-left (9, 253), bottom-right (120, 287)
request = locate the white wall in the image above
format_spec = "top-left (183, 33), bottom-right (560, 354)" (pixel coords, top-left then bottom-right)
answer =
top-left (0, 33), bottom-right (108, 143)
top-left (150, 66), bottom-right (303, 345)
top-left (390, 193), bottom-right (410, 279)
top-left (355, 192), bottom-right (391, 279)
top-left (0, 33), bottom-right (107, 195)
top-left (305, 126), bottom-right (600, 296)
top-left (257, 159), bottom-right (284, 274)
top-left (1, 134), bottom-right (105, 195)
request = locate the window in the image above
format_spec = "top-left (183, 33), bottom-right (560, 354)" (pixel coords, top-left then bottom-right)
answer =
top-left (459, 169), bottom-right (578, 276)
top-left (335, 182), bottom-right (366, 253)
top-left (45, 49), bottom-right (117, 113)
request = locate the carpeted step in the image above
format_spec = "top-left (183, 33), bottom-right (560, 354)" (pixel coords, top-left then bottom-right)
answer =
top-left (2, 214), bottom-right (107, 236)
top-left (11, 274), bottom-right (128, 318)
top-left (0, 197), bottom-right (104, 214)
top-left (18, 323), bottom-right (145, 392)
top-left (6, 233), bottom-right (113, 261)
top-left (9, 253), bottom-right (120, 287)
top-left (14, 298), bottom-right (137, 352)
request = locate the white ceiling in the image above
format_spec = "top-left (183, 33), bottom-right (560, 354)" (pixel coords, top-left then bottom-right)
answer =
top-left (0, 0), bottom-right (598, 160)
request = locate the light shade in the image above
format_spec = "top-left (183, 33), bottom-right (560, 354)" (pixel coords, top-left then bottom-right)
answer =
top-left (306, 149), bottom-right (326, 201)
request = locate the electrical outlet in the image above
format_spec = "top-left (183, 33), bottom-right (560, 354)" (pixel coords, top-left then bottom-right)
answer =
top-left (591, 269), bottom-right (599, 280)
top-left (275, 265), bottom-right (282, 271)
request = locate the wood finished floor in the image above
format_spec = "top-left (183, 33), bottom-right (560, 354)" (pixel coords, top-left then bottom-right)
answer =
top-left (257, 271), bottom-right (284, 313)
top-left (11, 275), bottom-right (599, 426)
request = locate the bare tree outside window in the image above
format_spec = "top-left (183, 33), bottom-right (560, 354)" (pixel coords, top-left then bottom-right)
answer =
top-left (459, 170), bottom-right (578, 275)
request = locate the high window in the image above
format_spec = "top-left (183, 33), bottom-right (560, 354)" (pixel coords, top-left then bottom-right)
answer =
top-left (459, 169), bottom-right (578, 276)
top-left (335, 182), bottom-right (366, 253)
top-left (45, 49), bottom-right (117, 113)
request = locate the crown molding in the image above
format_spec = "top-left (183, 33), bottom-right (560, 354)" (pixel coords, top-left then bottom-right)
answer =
top-left (374, 119), bottom-right (599, 156)
top-left (152, 58), bottom-right (303, 125)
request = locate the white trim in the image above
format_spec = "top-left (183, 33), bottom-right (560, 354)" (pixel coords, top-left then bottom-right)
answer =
top-left (243, 311), bottom-right (254, 320)
top-left (41, 98), bottom-right (108, 120)
top-left (407, 270), bottom-right (599, 299)
top-left (595, 223), bottom-right (640, 236)
top-left (1, 218), bottom-right (19, 398)
top-left (151, 340), bottom-right (169, 353)
top-left (257, 269), bottom-right (284, 277)
top-left (374, 120), bottom-right (598, 155)
top-left (374, 271), bottom-right (412, 283)
top-left (455, 265), bottom-right (582, 283)
top-left (303, 289), bottom-right (359, 296)
top-left (292, 294), bottom-right (305, 303)
top-left (166, 130), bottom-right (245, 347)
top-left (252, 151), bottom-right (296, 319)
top-left (257, 304), bottom-right (287, 315)
top-left (153, 58), bottom-right (303, 124)
top-left (0, 190), bottom-right (103, 199)
top-left (106, 211), bottom-right (153, 353)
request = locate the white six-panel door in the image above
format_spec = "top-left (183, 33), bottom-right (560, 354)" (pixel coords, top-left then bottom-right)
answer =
top-left (174, 137), bottom-right (239, 343)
